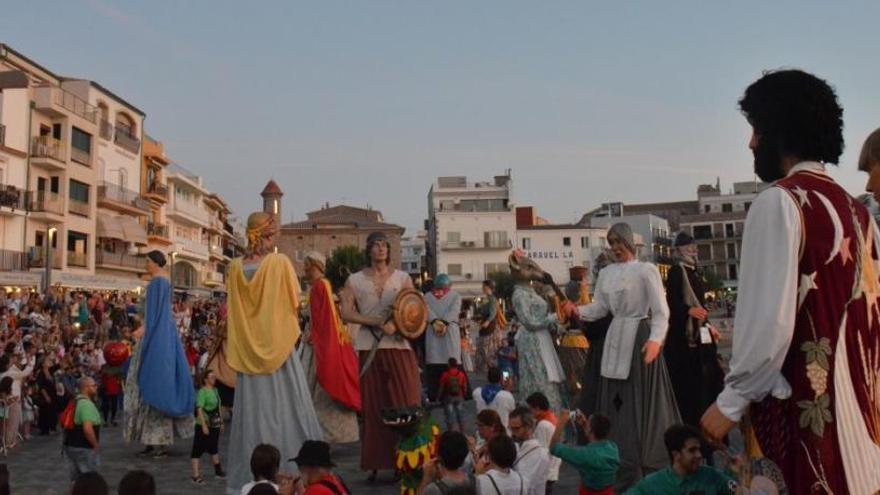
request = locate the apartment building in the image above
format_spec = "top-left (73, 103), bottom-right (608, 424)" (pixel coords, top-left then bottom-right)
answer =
top-left (0, 43), bottom-right (146, 290)
top-left (165, 163), bottom-right (213, 296)
top-left (203, 193), bottom-right (234, 293)
top-left (401, 231), bottom-right (427, 284)
top-left (426, 172), bottom-right (516, 297)
top-left (141, 135), bottom-right (172, 252)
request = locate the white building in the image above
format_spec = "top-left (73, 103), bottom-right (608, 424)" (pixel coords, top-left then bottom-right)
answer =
top-left (166, 163), bottom-right (213, 297)
top-left (427, 172), bottom-right (515, 297)
top-left (514, 225), bottom-right (607, 284)
top-left (401, 231), bottom-right (426, 283)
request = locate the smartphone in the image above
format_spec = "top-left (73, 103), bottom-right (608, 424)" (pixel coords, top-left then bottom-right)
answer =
top-left (502, 370), bottom-right (510, 380)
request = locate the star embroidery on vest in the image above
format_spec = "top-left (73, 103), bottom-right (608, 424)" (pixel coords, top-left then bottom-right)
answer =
top-left (839, 236), bottom-right (853, 266)
top-left (792, 186), bottom-right (812, 208)
top-left (798, 272), bottom-right (817, 309)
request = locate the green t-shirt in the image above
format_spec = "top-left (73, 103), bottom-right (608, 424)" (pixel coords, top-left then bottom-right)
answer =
top-left (626, 466), bottom-right (738, 495)
top-left (550, 440), bottom-right (619, 490)
top-left (195, 387), bottom-right (220, 427)
top-left (74, 395), bottom-right (102, 427)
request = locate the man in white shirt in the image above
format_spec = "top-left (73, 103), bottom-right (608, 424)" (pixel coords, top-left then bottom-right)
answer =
top-left (527, 392), bottom-right (561, 492)
top-left (472, 367), bottom-right (516, 428)
top-left (475, 435), bottom-right (528, 495)
top-left (509, 406), bottom-right (550, 495)
top-left (1, 351), bottom-right (35, 446)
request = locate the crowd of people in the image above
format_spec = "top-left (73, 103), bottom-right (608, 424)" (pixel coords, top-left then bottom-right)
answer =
top-left (2, 68), bottom-right (880, 495)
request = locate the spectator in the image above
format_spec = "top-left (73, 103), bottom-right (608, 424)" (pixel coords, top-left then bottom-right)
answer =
top-left (526, 392), bottom-right (561, 493)
top-left (36, 356), bottom-right (57, 435)
top-left (472, 367), bottom-right (515, 428)
top-left (550, 410), bottom-right (619, 495)
top-left (626, 424), bottom-right (737, 495)
top-left (71, 472), bottom-right (108, 495)
top-left (99, 362), bottom-right (121, 427)
top-left (241, 444), bottom-right (282, 495)
top-left (191, 370), bottom-right (226, 484)
top-left (118, 470), bottom-right (156, 495)
top-left (437, 358), bottom-right (468, 432)
top-left (418, 431), bottom-right (474, 494)
top-left (475, 435), bottom-right (527, 495)
top-left (289, 440), bottom-right (350, 494)
top-left (0, 347), bottom-right (34, 447)
top-left (63, 377), bottom-right (101, 481)
top-left (508, 407), bottom-right (550, 495)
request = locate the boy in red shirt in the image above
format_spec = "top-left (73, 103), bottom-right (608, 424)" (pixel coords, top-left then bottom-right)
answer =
top-left (438, 358), bottom-right (468, 432)
top-left (290, 440), bottom-right (350, 495)
top-left (100, 363), bottom-right (121, 426)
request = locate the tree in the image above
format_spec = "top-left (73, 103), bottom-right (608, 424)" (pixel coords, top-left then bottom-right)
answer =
top-left (701, 269), bottom-right (725, 294)
top-left (325, 246), bottom-right (366, 291)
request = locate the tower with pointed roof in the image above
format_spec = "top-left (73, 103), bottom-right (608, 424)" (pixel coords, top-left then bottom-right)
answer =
top-left (261, 179), bottom-right (283, 229)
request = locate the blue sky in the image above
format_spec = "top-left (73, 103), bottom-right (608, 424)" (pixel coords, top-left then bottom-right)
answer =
top-left (3, 1), bottom-right (879, 232)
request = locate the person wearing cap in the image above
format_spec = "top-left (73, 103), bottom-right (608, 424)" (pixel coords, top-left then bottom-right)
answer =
top-left (339, 232), bottom-right (421, 481)
top-left (663, 232), bottom-right (723, 429)
top-left (290, 440), bottom-right (350, 495)
top-left (424, 273), bottom-right (463, 402)
top-left (300, 251), bottom-right (360, 444)
top-left (123, 250), bottom-right (194, 459)
top-left (562, 223), bottom-right (679, 492)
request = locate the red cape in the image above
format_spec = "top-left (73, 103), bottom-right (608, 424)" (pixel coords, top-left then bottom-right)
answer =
top-left (310, 279), bottom-right (361, 412)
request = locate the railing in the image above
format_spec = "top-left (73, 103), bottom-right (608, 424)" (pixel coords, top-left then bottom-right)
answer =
top-left (172, 198), bottom-right (205, 219)
top-left (68, 197), bottom-right (90, 217)
top-left (28, 191), bottom-right (64, 215)
top-left (176, 237), bottom-right (209, 257)
top-left (99, 120), bottom-right (113, 140)
top-left (70, 146), bottom-right (91, 166)
top-left (441, 240), bottom-right (509, 250)
top-left (0, 184), bottom-right (24, 210)
top-left (205, 271), bottom-right (225, 284)
top-left (0, 124), bottom-right (5, 146)
top-left (67, 251), bottom-right (88, 267)
top-left (147, 181), bottom-right (169, 199)
top-left (167, 163), bottom-right (201, 183)
top-left (96, 250), bottom-right (145, 270)
top-left (223, 222), bottom-right (234, 235)
top-left (31, 136), bottom-right (66, 162)
top-left (0, 249), bottom-right (27, 271)
top-left (39, 85), bottom-right (98, 123)
top-left (210, 244), bottom-right (223, 256)
top-left (114, 127), bottom-right (140, 154)
top-left (223, 247), bottom-right (235, 258)
top-left (98, 181), bottom-right (149, 211)
top-left (27, 247), bottom-right (62, 269)
top-left (147, 222), bottom-right (169, 238)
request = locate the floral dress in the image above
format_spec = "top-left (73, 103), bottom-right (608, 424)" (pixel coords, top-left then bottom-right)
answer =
top-left (511, 285), bottom-right (566, 412)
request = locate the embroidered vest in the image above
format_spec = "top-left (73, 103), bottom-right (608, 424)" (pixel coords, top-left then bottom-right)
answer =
top-left (751, 170), bottom-right (880, 494)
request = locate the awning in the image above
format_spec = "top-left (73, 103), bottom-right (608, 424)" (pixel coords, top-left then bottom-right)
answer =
top-left (0, 271), bottom-right (43, 288)
top-left (96, 215), bottom-right (125, 241)
top-left (119, 217), bottom-right (148, 246)
top-left (58, 272), bottom-right (145, 291)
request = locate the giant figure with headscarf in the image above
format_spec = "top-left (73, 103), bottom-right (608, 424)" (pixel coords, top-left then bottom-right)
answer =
top-left (564, 223), bottom-right (681, 492)
top-left (224, 212), bottom-right (322, 494)
top-left (123, 250), bottom-right (194, 458)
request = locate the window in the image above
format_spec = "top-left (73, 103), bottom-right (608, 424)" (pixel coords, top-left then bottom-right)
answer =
top-left (693, 225), bottom-right (712, 240)
top-left (50, 177), bottom-right (60, 194)
top-left (704, 205), bottom-right (711, 213)
top-left (722, 203), bottom-right (733, 213)
top-left (67, 230), bottom-right (88, 267)
top-left (52, 123), bottom-right (62, 140)
top-left (484, 231), bottom-right (508, 248)
top-left (484, 263), bottom-right (508, 276)
top-left (522, 238), bottom-right (531, 250)
top-left (581, 237), bottom-right (590, 248)
top-left (71, 127), bottom-right (92, 154)
top-left (563, 237), bottom-right (571, 247)
top-left (725, 223), bottom-right (735, 238)
top-left (698, 244), bottom-right (712, 261)
top-left (447, 264), bottom-right (462, 276)
top-left (69, 180), bottom-right (89, 203)
top-left (728, 264), bottom-right (738, 280)
top-left (446, 232), bottom-right (461, 244)
top-left (727, 243), bottom-right (736, 259)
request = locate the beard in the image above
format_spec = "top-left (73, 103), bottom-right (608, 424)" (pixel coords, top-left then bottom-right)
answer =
top-left (753, 136), bottom-right (785, 182)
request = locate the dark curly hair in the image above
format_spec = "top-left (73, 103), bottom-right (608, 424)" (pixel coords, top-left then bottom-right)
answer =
top-left (739, 69), bottom-right (844, 164)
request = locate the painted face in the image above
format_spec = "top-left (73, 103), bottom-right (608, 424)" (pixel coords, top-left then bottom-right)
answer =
top-left (607, 234), bottom-right (633, 262)
top-left (370, 240), bottom-right (389, 263)
top-left (864, 162), bottom-right (880, 205)
top-left (679, 243), bottom-right (698, 259)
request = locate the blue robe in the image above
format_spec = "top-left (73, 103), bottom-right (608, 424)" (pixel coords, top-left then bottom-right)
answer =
top-left (138, 276), bottom-right (194, 417)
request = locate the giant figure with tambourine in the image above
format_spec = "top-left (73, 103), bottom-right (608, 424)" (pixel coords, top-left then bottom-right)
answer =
top-left (340, 232), bottom-right (424, 482)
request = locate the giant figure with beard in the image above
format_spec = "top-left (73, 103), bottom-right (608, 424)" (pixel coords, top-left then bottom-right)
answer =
top-left (700, 70), bottom-right (880, 494)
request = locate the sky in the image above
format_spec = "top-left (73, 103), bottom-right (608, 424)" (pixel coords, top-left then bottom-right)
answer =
top-left (3, 1), bottom-right (880, 233)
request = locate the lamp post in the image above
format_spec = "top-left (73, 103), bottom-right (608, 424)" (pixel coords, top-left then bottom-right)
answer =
top-left (169, 251), bottom-right (178, 292)
top-left (44, 227), bottom-right (57, 294)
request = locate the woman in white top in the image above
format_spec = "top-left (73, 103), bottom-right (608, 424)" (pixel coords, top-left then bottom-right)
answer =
top-left (565, 223), bottom-right (681, 492)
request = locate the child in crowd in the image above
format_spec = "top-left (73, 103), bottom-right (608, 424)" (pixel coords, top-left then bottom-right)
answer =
top-left (438, 358), bottom-right (469, 432)
top-left (241, 443), bottom-right (296, 495)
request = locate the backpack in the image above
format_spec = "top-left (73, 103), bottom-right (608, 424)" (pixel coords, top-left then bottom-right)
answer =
top-left (444, 371), bottom-right (463, 398)
top-left (59, 397), bottom-right (82, 430)
top-left (316, 475), bottom-right (351, 495)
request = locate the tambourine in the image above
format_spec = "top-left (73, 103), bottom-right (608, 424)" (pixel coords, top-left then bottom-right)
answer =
top-left (390, 288), bottom-right (428, 339)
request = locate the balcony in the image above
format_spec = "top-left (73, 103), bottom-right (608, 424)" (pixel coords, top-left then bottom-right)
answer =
top-left (168, 198), bottom-right (206, 225)
top-left (70, 146), bottom-right (92, 167)
top-left (27, 247), bottom-right (62, 269)
top-left (223, 222), bottom-right (234, 235)
top-left (27, 191), bottom-right (64, 216)
top-left (0, 124), bottom-right (5, 146)
top-left (68, 197), bottom-right (90, 217)
top-left (210, 244), bottom-right (224, 258)
top-left (34, 85), bottom-right (98, 124)
top-left (145, 181), bottom-right (169, 202)
top-left (96, 250), bottom-right (145, 271)
top-left (0, 250), bottom-right (27, 271)
top-left (99, 120), bottom-right (113, 140)
top-left (203, 271), bottom-right (225, 286)
top-left (98, 181), bottom-right (150, 214)
top-left (223, 247), bottom-right (235, 258)
top-left (114, 127), bottom-right (140, 154)
top-left (31, 136), bottom-right (67, 170)
top-left (441, 240), bottom-right (511, 250)
top-left (147, 222), bottom-right (170, 241)
top-left (67, 251), bottom-right (88, 268)
top-left (0, 185), bottom-right (25, 213)
top-left (175, 237), bottom-right (209, 258)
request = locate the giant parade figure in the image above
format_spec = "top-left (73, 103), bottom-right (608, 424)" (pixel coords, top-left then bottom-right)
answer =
top-left (224, 212), bottom-right (322, 494)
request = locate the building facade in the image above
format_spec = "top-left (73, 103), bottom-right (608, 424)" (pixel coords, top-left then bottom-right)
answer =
top-left (400, 231), bottom-right (427, 284)
top-left (426, 172), bottom-right (515, 297)
top-left (586, 212), bottom-right (673, 278)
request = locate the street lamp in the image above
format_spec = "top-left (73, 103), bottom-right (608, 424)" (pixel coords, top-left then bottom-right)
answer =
top-left (169, 251), bottom-right (178, 292)
top-left (44, 227), bottom-right (57, 293)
